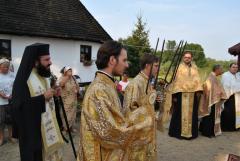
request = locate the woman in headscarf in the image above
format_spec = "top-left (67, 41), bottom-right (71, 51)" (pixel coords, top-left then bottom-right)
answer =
top-left (59, 66), bottom-right (79, 132)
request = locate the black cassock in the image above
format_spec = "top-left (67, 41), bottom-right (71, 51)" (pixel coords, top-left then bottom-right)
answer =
top-left (221, 95), bottom-right (237, 131)
top-left (168, 92), bottom-right (200, 140)
top-left (13, 91), bottom-right (45, 161)
top-left (12, 43), bottom-right (50, 161)
top-left (199, 105), bottom-right (215, 137)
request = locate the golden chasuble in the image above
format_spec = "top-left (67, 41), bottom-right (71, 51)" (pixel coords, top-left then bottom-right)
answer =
top-left (163, 63), bottom-right (202, 138)
top-left (162, 63), bottom-right (202, 114)
top-left (199, 73), bottom-right (227, 135)
top-left (124, 72), bottom-right (157, 161)
top-left (199, 73), bottom-right (227, 117)
top-left (172, 63), bottom-right (202, 94)
top-left (77, 72), bottom-right (137, 161)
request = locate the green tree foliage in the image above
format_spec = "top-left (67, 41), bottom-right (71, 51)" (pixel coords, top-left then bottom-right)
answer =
top-left (161, 40), bottom-right (176, 64)
top-left (124, 45), bottom-right (140, 77)
top-left (119, 14), bottom-right (151, 77)
top-left (118, 15), bottom-right (235, 79)
top-left (157, 41), bottom-right (234, 82)
top-left (201, 58), bottom-right (235, 76)
top-left (161, 41), bottom-right (207, 68)
top-left (166, 40), bottom-right (176, 51)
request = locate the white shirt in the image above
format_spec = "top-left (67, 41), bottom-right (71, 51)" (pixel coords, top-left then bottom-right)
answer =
top-left (0, 73), bottom-right (14, 105)
top-left (118, 80), bottom-right (129, 91)
top-left (221, 71), bottom-right (240, 98)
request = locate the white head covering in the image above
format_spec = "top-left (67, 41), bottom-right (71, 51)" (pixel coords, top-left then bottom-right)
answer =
top-left (64, 66), bottom-right (72, 74)
top-left (0, 58), bottom-right (10, 65)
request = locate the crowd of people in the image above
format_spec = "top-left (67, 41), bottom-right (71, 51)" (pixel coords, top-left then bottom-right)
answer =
top-left (166, 52), bottom-right (240, 140)
top-left (0, 40), bottom-right (239, 161)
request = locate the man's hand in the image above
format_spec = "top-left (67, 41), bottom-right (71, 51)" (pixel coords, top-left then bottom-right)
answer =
top-left (53, 87), bottom-right (61, 97)
top-left (0, 92), bottom-right (10, 99)
top-left (44, 89), bottom-right (54, 100)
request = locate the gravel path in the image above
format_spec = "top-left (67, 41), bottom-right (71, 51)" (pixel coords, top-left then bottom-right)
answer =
top-left (0, 125), bottom-right (239, 161)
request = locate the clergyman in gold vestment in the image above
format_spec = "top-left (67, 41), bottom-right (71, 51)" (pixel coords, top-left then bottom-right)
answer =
top-left (77, 41), bottom-right (155, 161)
top-left (199, 65), bottom-right (227, 137)
top-left (124, 53), bottom-right (160, 161)
top-left (168, 51), bottom-right (203, 140)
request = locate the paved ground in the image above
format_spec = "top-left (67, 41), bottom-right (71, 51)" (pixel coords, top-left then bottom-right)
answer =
top-left (0, 124), bottom-right (239, 161)
top-left (157, 130), bottom-right (240, 161)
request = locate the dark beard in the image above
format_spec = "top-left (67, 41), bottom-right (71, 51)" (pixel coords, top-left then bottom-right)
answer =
top-left (36, 63), bottom-right (51, 77)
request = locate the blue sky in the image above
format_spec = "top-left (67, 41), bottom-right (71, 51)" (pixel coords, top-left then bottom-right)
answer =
top-left (81, 0), bottom-right (240, 60)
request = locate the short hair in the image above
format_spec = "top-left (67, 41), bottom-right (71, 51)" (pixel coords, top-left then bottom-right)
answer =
top-left (212, 64), bottom-right (221, 72)
top-left (229, 62), bottom-right (238, 68)
top-left (183, 51), bottom-right (193, 57)
top-left (140, 53), bottom-right (159, 70)
top-left (95, 40), bottom-right (125, 70)
top-left (0, 58), bottom-right (10, 67)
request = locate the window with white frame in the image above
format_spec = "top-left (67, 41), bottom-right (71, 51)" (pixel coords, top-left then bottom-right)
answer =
top-left (80, 45), bottom-right (92, 62)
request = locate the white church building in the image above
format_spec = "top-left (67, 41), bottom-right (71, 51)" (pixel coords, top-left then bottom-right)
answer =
top-left (0, 0), bottom-right (112, 82)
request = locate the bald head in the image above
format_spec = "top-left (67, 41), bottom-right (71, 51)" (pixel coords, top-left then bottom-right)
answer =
top-left (212, 64), bottom-right (223, 76)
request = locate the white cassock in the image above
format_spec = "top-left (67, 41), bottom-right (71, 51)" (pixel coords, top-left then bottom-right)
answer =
top-left (221, 71), bottom-right (240, 129)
